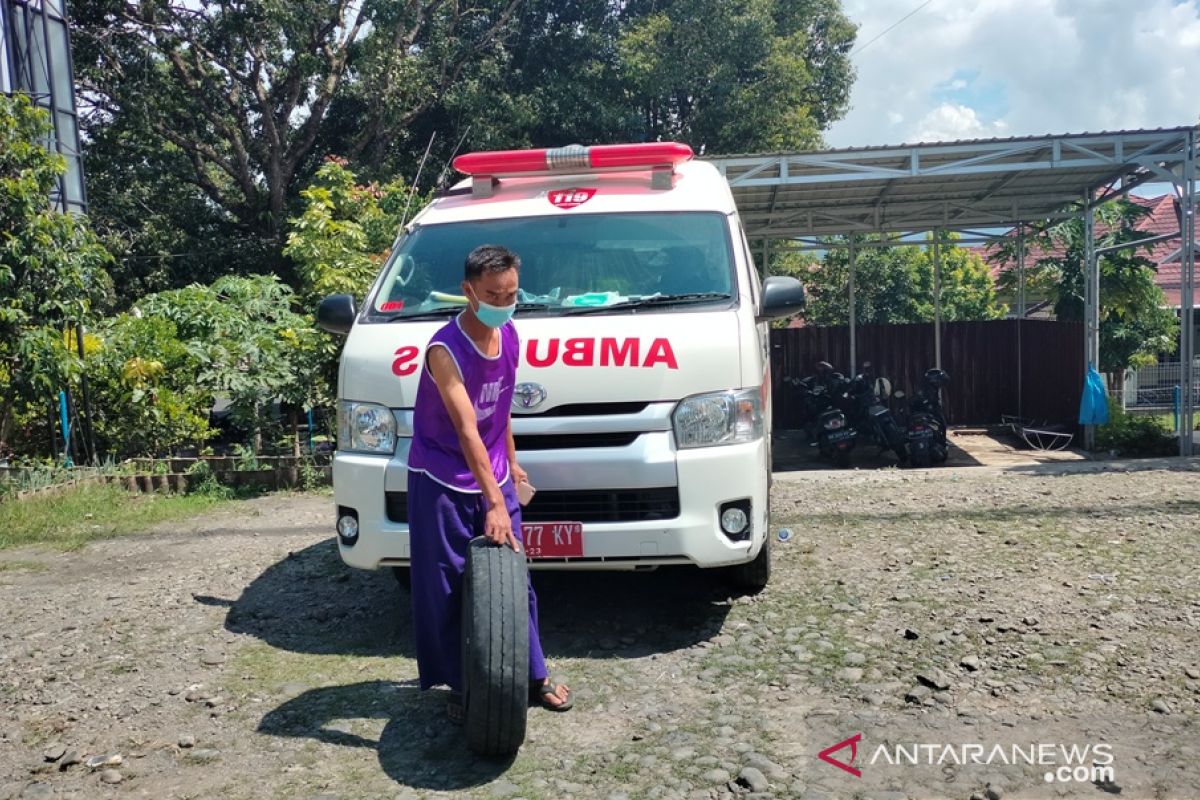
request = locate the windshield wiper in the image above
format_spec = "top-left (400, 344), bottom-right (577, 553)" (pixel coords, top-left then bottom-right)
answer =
top-left (562, 292), bottom-right (732, 315)
top-left (381, 306), bottom-right (462, 321)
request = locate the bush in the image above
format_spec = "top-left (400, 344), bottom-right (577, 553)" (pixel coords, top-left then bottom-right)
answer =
top-left (1094, 399), bottom-right (1176, 457)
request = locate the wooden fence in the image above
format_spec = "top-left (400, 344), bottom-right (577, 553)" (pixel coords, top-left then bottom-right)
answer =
top-left (769, 320), bottom-right (1084, 429)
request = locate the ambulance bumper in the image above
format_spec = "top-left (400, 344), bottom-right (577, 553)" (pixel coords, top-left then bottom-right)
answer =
top-left (331, 433), bottom-right (769, 571)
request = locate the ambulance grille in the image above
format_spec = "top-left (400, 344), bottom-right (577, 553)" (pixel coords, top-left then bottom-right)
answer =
top-left (514, 401), bottom-right (649, 417)
top-left (513, 432), bottom-right (639, 450)
top-left (384, 487), bottom-right (679, 524)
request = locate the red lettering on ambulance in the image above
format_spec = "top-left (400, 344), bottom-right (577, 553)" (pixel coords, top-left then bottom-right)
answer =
top-left (524, 337), bottom-right (678, 369)
top-left (391, 345), bottom-right (420, 377)
top-left (526, 338), bottom-right (558, 367)
top-left (599, 337), bottom-right (639, 367)
top-left (642, 338), bottom-right (679, 370)
top-left (562, 338), bottom-right (595, 366)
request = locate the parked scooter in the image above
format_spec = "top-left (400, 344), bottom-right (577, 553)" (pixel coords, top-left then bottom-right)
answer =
top-left (798, 368), bottom-right (856, 468)
top-left (839, 361), bottom-right (909, 464)
top-left (901, 368), bottom-right (951, 467)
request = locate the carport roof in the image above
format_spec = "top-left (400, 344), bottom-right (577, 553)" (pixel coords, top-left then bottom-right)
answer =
top-left (704, 127), bottom-right (1196, 239)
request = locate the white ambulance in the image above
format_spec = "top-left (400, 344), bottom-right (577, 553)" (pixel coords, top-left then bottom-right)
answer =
top-left (317, 142), bottom-right (804, 590)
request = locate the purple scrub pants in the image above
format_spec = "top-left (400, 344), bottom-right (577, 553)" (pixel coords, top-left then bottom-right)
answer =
top-left (407, 470), bottom-right (549, 691)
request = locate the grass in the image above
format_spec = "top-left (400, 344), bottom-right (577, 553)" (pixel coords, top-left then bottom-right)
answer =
top-left (0, 483), bottom-right (233, 551)
top-left (0, 559), bottom-right (48, 572)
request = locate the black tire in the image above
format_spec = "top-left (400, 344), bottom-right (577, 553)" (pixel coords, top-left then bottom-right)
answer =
top-left (832, 447), bottom-right (852, 469)
top-left (462, 538), bottom-right (529, 757)
top-left (909, 445), bottom-right (931, 468)
top-left (391, 566), bottom-right (411, 591)
top-left (728, 536), bottom-right (770, 593)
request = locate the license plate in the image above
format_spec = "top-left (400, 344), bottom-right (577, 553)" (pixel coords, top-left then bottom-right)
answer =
top-left (826, 429), bottom-right (855, 442)
top-left (910, 429), bottom-right (934, 439)
top-left (522, 522), bottom-right (584, 559)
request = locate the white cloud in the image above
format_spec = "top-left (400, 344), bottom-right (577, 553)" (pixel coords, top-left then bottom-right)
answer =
top-left (914, 102), bottom-right (1008, 141)
top-left (827, 0), bottom-right (1200, 148)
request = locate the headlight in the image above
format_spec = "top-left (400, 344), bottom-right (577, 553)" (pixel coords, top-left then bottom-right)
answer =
top-left (672, 388), bottom-right (763, 449)
top-left (338, 401), bottom-right (397, 454)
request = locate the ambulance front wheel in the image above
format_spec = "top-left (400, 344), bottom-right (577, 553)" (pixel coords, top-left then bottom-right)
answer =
top-left (462, 537), bottom-right (529, 757)
top-left (728, 536), bottom-right (771, 593)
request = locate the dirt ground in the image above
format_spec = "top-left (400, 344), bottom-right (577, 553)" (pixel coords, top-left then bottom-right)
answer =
top-left (2, 459), bottom-right (1198, 800)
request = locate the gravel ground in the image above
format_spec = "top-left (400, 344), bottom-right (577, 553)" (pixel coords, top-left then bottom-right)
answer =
top-left (1, 461), bottom-right (1198, 800)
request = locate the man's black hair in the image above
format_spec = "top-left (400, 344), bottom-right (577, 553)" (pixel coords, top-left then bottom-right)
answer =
top-left (465, 244), bottom-right (520, 281)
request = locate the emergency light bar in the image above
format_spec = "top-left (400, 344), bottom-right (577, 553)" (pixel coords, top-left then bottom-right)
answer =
top-left (453, 142), bottom-right (693, 178)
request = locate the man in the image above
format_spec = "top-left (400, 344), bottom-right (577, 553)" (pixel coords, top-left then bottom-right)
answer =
top-left (407, 244), bottom-right (572, 723)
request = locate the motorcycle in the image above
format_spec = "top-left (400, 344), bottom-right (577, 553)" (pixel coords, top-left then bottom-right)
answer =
top-left (838, 361), bottom-right (908, 464)
top-left (901, 368), bottom-right (951, 467)
top-left (798, 369), bottom-right (856, 468)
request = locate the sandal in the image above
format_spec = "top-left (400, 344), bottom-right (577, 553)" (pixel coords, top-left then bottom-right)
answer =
top-left (530, 680), bottom-right (573, 712)
top-left (446, 691), bottom-right (464, 725)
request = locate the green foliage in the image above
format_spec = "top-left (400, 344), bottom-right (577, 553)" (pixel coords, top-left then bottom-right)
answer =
top-left (136, 275), bottom-right (325, 438)
top-left (87, 314), bottom-right (213, 457)
top-left (0, 95), bottom-right (114, 456)
top-left (616, 0), bottom-right (855, 152)
top-left (789, 233), bottom-right (1006, 327)
top-left (0, 482), bottom-right (228, 551)
top-left (993, 200), bottom-right (1177, 372)
top-left (284, 159), bottom-right (413, 307)
top-left (1094, 398), bottom-right (1176, 457)
top-left (73, 0), bottom-right (857, 297)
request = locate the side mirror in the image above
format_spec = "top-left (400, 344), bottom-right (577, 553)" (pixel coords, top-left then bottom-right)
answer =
top-left (894, 390), bottom-right (906, 400)
top-left (317, 294), bottom-right (357, 335)
top-left (757, 276), bottom-right (806, 322)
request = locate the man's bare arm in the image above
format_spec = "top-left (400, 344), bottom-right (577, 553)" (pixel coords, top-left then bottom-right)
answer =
top-left (426, 346), bottom-right (518, 549)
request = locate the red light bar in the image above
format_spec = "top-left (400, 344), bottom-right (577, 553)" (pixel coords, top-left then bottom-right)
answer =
top-left (453, 142), bottom-right (693, 177)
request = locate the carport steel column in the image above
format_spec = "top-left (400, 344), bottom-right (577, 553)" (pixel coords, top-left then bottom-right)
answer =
top-left (1083, 196), bottom-right (1098, 450)
top-left (1180, 129), bottom-right (1196, 457)
top-left (933, 230), bottom-right (943, 370)
top-left (848, 241), bottom-right (857, 371)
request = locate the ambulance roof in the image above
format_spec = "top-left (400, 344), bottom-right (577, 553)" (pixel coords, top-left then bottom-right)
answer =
top-left (412, 160), bottom-right (738, 228)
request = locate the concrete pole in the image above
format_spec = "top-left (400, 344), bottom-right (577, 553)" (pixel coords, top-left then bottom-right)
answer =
top-left (1180, 130), bottom-right (1196, 456)
top-left (848, 242), bottom-right (857, 372)
top-left (933, 231), bottom-right (943, 370)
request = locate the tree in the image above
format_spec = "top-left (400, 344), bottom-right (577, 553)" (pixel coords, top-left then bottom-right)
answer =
top-left (616, 0), bottom-right (856, 152)
top-left (791, 233), bottom-right (1006, 327)
top-left (992, 200), bottom-right (1177, 372)
top-left (284, 158), bottom-right (413, 308)
top-left (136, 275), bottom-right (324, 453)
top-left (74, 0), bottom-right (859, 296)
top-left (70, 0), bottom-right (521, 289)
top-left (0, 95), bottom-right (113, 456)
top-left (284, 159), bottom-right (417, 413)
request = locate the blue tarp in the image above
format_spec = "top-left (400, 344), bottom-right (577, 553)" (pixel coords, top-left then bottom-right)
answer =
top-left (1078, 365), bottom-right (1110, 425)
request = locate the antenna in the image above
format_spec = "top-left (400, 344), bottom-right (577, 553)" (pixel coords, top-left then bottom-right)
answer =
top-left (435, 125), bottom-right (473, 190)
top-left (398, 132), bottom-right (437, 230)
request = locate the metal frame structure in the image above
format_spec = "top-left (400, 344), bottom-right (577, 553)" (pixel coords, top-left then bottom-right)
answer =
top-left (707, 127), bottom-right (1198, 455)
top-left (1, 0), bottom-right (86, 214)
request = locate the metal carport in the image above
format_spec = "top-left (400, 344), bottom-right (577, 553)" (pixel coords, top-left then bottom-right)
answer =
top-left (705, 127), bottom-right (1198, 455)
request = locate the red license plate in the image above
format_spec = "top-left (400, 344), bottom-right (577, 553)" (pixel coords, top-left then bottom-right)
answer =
top-left (521, 521), bottom-right (584, 559)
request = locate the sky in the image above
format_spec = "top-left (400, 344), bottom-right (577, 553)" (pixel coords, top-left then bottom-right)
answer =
top-left (826, 0), bottom-right (1200, 149)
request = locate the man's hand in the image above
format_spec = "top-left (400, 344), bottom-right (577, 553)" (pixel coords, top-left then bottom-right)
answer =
top-left (484, 501), bottom-right (520, 552)
top-left (511, 462), bottom-right (529, 487)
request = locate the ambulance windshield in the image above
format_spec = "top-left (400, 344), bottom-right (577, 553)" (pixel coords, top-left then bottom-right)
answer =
top-left (368, 211), bottom-right (735, 319)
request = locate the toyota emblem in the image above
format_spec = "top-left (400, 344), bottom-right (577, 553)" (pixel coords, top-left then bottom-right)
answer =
top-left (512, 382), bottom-right (548, 410)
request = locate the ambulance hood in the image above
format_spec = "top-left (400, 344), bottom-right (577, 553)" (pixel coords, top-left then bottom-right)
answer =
top-left (339, 310), bottom-right (743, 411)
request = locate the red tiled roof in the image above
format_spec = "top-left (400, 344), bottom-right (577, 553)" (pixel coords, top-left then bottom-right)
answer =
top-left (988, 194), bottom-right (1195, 307)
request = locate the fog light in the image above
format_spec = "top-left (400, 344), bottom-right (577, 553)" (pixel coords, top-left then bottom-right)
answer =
top-left (337, 513), bottom-right (359, 543)
top-left (720, 506), bottom-right (749, 535)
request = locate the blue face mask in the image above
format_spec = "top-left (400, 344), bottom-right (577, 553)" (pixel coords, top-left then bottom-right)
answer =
top-left (468, 286), bottom-right (516, 328)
